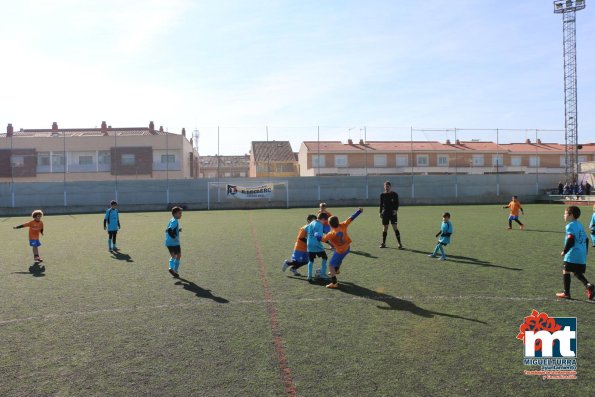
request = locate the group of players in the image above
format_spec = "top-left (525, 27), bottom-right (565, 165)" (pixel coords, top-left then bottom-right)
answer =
top-left (10, 181), bottom-right (595, 299)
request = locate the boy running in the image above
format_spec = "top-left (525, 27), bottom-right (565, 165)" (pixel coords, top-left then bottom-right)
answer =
top-left (428, 212), bottom-right (453, 261)
top-left (556, 206), bottom-right (594, 300)
top-left (589, 204), bottom-right (595, 247)
top-left (282, 214), bottom-right (317, 276)
top-left (103, 200), bottom-right (121, 251)
top-left (14, 210), bottom-right (45, 263)
top-left (504, 195), bottom-right (524, 230)
top-left (318, 202), bottom-right (333, 249)
top-left (305, 212), bottom-right (330, 282)
top-left (165, 206), bottom-right (183, 278)
top-left (379, 181), bottom-right (403, 249)
top-left (321, 208), bottom-right (363, 289)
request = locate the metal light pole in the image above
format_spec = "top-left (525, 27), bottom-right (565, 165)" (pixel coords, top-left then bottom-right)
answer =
top-left (554, 0), bottom-right (585, 182)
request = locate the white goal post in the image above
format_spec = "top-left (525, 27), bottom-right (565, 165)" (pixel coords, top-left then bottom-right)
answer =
top-left (207, 181), bottom-right (289, 210)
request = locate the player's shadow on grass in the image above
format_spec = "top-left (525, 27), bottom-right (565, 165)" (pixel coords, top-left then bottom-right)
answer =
top-left (523, 229), bottom-right (564, 234)
top-left (404, 248), bottom-right (522, 271)
top-left (349, 250), bottom-right (379, 259)
top-left (175, 277), bottom-right (229, 304)
top-left (12, 263), bottom-right (46, 277)
top-left (338, 281), bottom-right (487, 324)
top-left (111, 251), bottom-right (134, 263)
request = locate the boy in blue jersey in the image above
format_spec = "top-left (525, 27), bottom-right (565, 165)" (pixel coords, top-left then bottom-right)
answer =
top-left (282, 214), bottom-right (317, 276)
top-left (589, 204), bottom-right (595, 247)
top-left (428, 212), bottom-right (453, 261)
top-left (556, 206), bottom-right (594, 300)
top-left (305, 212), bottom-right (329, 282)
top-left (103, 200), bottom-right (121, 251)
top-left (165, 206), bottom-right (183, 278)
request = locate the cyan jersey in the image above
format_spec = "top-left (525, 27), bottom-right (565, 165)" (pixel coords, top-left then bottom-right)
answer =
top-left (564, 220), bottom-right (587, 265)
top-left (589, 213), bottom-right (595, 232)
top-left (305, 220), bottom-right (324, 252)
top-left (439, 221), bottom-right (453, 245)
top-left (104, 208), bottom-right (120, 232)
top-left (165, 218), bottom-right (181, 246)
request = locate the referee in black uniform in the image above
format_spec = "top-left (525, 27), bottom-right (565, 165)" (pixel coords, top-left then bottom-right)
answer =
top-left (379, 181), bottom-right (403, 249)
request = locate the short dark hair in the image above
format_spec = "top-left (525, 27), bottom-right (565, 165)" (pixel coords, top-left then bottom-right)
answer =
top-left (328, 215), bottom-right (339, 228)
top-left (110, 200), bottom-right (118, 206)
top-left (384, 181), bottom-right (391, 186)
top-left (317, 212), bottom-right (329, 221)
top-left (306, 214), bottom-right (317, 223)
top-left (442, 212), bottom-right (451, 218)
top-left (171, 206), bottom-right (183, 216)
top-left (566, 206), bottom-right (581, 219)
top-left (512, 195), bottom-right (518, 199)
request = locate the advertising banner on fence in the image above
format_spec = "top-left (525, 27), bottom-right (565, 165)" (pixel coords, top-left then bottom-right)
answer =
top-left (226, 184), bottom-right (273, 199)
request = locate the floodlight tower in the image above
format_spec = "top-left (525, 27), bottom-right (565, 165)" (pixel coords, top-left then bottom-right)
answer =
top-left (554, 0), bottom-right (585, 182)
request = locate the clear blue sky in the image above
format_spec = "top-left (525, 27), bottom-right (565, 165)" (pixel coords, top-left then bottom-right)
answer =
top-left (1, 0), bottom-right (593, 155)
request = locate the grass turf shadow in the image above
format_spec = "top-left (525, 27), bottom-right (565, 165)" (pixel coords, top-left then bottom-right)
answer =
top-left (12, 262), bottom-right (46, 277)
top-left (175, 277), bottom-right (229, 303)
top-left (111, 250), bottom-right (134, 263)
top-left (403, 248), bottom-right (522, 271)
top-left (349, 250), bottom-right (379, 259)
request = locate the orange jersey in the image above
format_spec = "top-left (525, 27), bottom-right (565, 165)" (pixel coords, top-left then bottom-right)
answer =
top-left (507, 201), bottom-right (522, 216)
top-left (322, 218), bottom-right (353, 254)
top-left (23, 220), bottom-right (44, 240)
top-left (293, 225), bottom-right (308, 252)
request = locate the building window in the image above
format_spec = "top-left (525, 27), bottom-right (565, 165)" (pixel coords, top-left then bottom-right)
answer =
top-left (396, 155), bottom-right (408, 167)
top-left (312, 155), bottom-right (325, 168)
top-left (492, 155), bottom-right (504, 166)
top-left (79, 155), bottom-right (93, 165)
top-left (511, 156), bottom-right (522, 167)
top-left (121, 154), bottom-right (135, 166)
top-left (52, 153), bottom-right (65, 166)
top-left (38, 152), bottom-right (50, 166)
top-left (437, 155), bottom-right (449, 166)
top-left (529, 156), bottom-right (540, 167)
top-left (374, 155), bottom-right (387, 167)
top-left (224, 172), bottom-right (231, 177)
top-left (161, 154), bottom-right (176, 163)
top-left (416, 155), bottom-right (429, 166)
top-left (335, 155), bottom-right (347, 168)
top-left (472, 155), bottom-right (484, 167)
top-left (578, 155), bottom-right (588, 164)
top-left (239, 172), bottom-right (246, 177)
top-left (10, 155), bottom-right (25, 167)
top-left (98, 151), bottom-right (111, 165)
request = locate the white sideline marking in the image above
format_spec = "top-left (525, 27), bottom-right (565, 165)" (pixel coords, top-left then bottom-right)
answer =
top-left (0, 294), bottom-right (588, 326)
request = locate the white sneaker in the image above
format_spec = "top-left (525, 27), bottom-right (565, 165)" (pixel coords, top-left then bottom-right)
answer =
top-left (282, 260), bottom-right (289, 272)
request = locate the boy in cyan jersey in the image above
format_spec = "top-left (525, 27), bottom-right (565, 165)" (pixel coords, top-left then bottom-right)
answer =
top-left (428, 212), bottom-right (453, 261)
top-left (305, 212), bottom-right (329, 282)
top-left (282, 214), bottom-right (317, 276)
top-left (13, 209), bottom-right (45, 263)
top-left (556, 206), bottom-right (594, 300)
top-left (321, 208), bottom-right (363, 289)
top-left (103, 200), bottom-right (121, 252)
top-left (588, 204), bottom-right (595, 247)
top-left (504, 195), bottom-right (524, 230)
top-left (165, 206), bottom-right (183, 278)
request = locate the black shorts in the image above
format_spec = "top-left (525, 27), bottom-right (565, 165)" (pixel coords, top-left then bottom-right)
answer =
top-left (381, 212), bottom-right (398, 226)
top-left (167, 245), bottom-right (181, 255)
top-left (108, 231), bottom-right (118, 237)
top-left (308, 251), bottom-right (328, 261)
top-left (562, 261), bottom-right (586, 274)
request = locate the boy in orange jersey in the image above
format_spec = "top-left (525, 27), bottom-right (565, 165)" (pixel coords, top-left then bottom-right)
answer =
top-left (504, 195), bottom-right (524, 230)
top-left (13, 209), bottom-right (45, 263)
top-left (282, 214), bottom-right (317, 276)
top-left (321, 208), bottom-right (363, 289)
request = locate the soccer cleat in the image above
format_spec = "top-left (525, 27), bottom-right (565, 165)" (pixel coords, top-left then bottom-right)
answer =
top-left (398, 245), bottom-right (404, 250)
top-left (507, 227), bottom-right (512, 230)
top-left (289, 267), bottom-right (301, 276)
top-left (112, 246), bottom-right (119, 251)
top-left (326, 282), bottom-right (338, 289)
top-left (586, 284), bottom-right (595, 300)
top-left (438, 256), bottom-right (446, 261)
top-left (519, 225), bottom-right (525, 230)
top-left (168, 268), bottom-right (179, 278)
top-left (555, 292), bottom-right (571, 299)
top-left (427, 254), bottom-right (436, 258)
top-left (379, 243), bottom-right (386, 248)
top-left (34, 256), bottom-right (43, 263)
top-left (282, 260), bottom-right (289, 272)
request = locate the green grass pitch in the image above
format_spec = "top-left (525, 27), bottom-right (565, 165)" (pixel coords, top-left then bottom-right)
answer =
top-left (0, 204), bottom-right (593, 396)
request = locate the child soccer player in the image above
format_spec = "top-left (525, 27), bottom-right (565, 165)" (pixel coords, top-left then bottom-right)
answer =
top-left (305, 212), bottom-right (330, 282)
top-left (165, 206), bottom-right (183, 278)
top-left (589, 204), bottom-right (595, 247)
top-left (282, 214), bottom-right (317, 276)
top-left (428, 212), bottom-right (453, 261)
top-left (504, 195), bottom-right (524, 230)
top-left (318, 202), bottom-right (334, 249)
top-left (321, 208), bottom-right (363, 289)
top-left (556, 206), bottom-right (594, 300)
top-left (103, 200), bottom-right (121, 251)
top-left (14, 210), bottom-right (45, 263)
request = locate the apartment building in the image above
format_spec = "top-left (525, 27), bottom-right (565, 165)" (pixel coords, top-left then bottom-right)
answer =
top-left (249, 141), bottom-right (299, 178)
top-left (198, 155), bottom-right (250, 178)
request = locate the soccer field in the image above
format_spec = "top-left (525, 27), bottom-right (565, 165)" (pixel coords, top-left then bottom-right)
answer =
top-left (0, 204), bottom-right (593, 396)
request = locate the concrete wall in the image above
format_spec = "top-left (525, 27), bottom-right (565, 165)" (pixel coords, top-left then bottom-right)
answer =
top-left (0, 173), bottom-right (564, 215)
